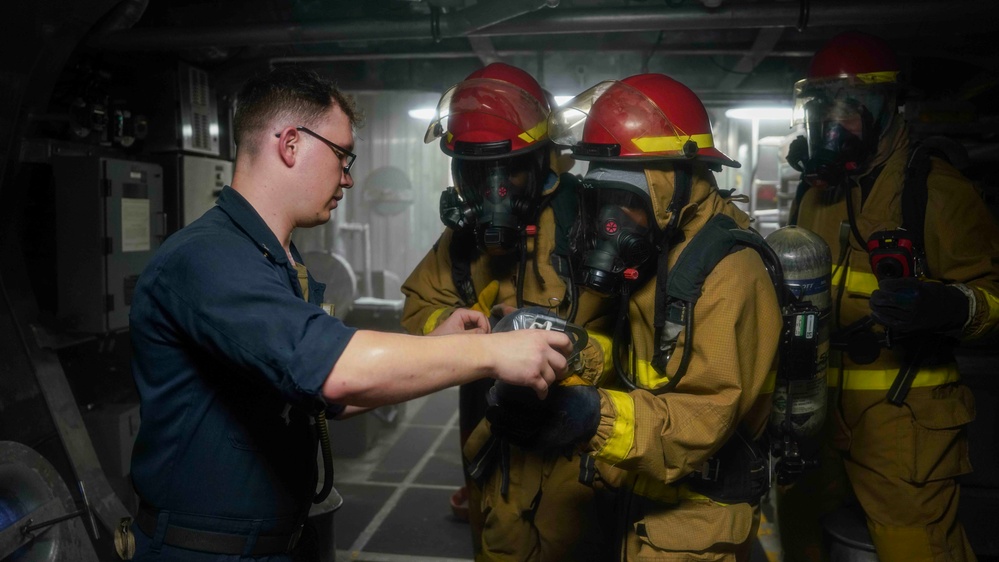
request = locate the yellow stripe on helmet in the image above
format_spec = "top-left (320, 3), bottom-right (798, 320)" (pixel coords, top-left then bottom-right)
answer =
top-left (632, 133), bottom-right (714, 154)
top-left (855, 71), bottom-right (900, 84)
top-left (518, 119), bottom-right (549, 144)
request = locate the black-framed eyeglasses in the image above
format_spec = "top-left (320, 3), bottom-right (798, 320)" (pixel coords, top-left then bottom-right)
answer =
top-left (276, 126), bottom-right (356, 175)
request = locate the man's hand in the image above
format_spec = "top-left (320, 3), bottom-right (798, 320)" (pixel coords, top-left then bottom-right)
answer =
top-left (429, 308), bottom-right (490, 336)
top-left (869, 277), bottom-right (971, 334)
top-left (487, 330), bottom-right (572, 399)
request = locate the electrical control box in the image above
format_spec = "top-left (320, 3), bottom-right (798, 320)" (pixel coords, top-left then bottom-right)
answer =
top-left (159, 153), bottom-right (232, 235)
top-left (51, 156), bottom-right (164, 333)
top-left (144, 62), bottom-right (221, 156)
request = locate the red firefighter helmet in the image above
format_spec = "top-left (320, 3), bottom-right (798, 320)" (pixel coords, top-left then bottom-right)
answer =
top-left (425, 63), bottom-right (551, 160)
top-left (791, 32), bottom-right (901, 183)
top-left (549, 73), bottom-right (738, 168)
top-left (793, 32), bottom-right (901, 129)
top-left (808, 31), bottom-right (900, 82)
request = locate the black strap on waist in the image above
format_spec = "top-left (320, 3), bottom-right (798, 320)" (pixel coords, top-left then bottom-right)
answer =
top-left (136, 505), bottom-right (303, 556)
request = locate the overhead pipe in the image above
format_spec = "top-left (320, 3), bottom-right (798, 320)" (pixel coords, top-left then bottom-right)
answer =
top-left (90, 0), bottom-right (149, 36)
top-left (89, 0), bottom-right (993, 52)
top-left (479, 1), bottom-right (994, 36)
top-left (90, 0), bottom-right (553, 50)
top-left (269, 47), bottom-right (811, 66)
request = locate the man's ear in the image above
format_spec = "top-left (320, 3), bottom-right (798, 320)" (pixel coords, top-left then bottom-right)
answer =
top-left (276, 128), bottom-right (299, 168)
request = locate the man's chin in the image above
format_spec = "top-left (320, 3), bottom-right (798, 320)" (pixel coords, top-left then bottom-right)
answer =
top-left (304, 211), bottom-right (333, 228)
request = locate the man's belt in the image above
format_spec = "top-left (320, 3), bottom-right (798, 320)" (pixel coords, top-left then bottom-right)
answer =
top-left (136, 505), bottom-right (303, 556)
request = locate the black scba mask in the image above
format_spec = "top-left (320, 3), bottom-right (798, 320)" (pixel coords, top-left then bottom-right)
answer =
top-left (440, 152), bottom-right (543, 255)
top-left (791, 82), bottom-right (895, 186)
top-left (571, 181), bottom-right (658, 296)
top-left (800, 97), bottom-right (872, 185)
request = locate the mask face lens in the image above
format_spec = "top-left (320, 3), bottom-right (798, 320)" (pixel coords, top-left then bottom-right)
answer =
top-left (794, 77), bottom-right (896, 184)
top-left (573, 182), bottom-right (657, 294)
top-left (454, 154), bottom-right (537, 208)
top-left (452, 153), bottom-right (542, 254)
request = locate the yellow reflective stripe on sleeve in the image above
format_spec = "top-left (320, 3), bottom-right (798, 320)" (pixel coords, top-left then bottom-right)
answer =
top-left (978, 287), bottom-right (999, 333)
top-left (423, 308), bottom-right (447, 335)
top-left (518, 119), bottom-right (549, 143)
top-left (827, 364), bottom-right (960, 390)
top-left (587, 330), bottom-right (616, 379)
top-left (632, 133), bottom-right (714, 154)
top-left (594, 389), bottom-right (636, 465)
top-left (856, 71), bottom-right (900, 84)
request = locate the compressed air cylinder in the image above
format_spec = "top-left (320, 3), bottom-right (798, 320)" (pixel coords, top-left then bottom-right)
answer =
top-left (764, 225), bottom-right (832, 439)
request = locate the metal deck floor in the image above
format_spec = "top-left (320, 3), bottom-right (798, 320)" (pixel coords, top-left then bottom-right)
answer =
top-left (332, 387), bottom-right (474, 561)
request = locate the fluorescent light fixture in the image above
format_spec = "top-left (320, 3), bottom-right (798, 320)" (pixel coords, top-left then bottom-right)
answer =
top-left (553, 95), bottom-right (574, 106)
top-left (725, 107), bottom-right (793, 121)
top-left (408, 108), bottom-right (437, 120)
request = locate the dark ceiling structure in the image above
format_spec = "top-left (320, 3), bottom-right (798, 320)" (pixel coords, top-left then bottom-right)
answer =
top-left (69, 0), bottom-right (999, 106)
top-left (3, 0), bottom-right (999, 194)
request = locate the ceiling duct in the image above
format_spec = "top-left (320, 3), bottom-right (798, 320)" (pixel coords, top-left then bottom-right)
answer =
top-left (89, 0), bottom-right (994, 52)
top-left (91, 0), bottom-right (553, 50)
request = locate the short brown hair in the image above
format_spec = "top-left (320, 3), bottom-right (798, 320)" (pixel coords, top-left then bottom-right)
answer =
top-left (233, 66), bottom-right (361, 155)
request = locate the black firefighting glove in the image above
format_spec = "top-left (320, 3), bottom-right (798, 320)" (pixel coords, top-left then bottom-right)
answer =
top-left (869, 277), bottom-right (970, 334)
top-left (486, 381), bottom-right (601, 455)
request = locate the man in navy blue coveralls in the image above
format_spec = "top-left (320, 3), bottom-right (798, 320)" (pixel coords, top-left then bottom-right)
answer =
top-left (126, 66), bottom-right (573, 561)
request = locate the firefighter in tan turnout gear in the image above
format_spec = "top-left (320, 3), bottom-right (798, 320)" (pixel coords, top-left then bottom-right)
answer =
top-left (778, 31), bottom-right (999, 562)
top-left (486, 73), bottom-right (784, 561)
top-left (400, 63), bottom-right (615, 561)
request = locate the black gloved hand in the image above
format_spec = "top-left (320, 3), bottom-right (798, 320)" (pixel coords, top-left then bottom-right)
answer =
top-left (485, 381), bottom-right (546, 445)
top-left (486, 382), bottom-right (601, 455)
top-left (869, 277), bottom-right (970, 334)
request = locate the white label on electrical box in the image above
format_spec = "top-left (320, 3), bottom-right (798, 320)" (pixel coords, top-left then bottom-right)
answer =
top-left (121, 198), bottom-right (151, 252)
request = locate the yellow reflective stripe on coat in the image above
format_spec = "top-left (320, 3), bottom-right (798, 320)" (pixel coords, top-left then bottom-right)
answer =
top-left (587, 330), bottom-right (616, 380)
top-left (423, 308), bottom-right (447, 335)
top-left (831, 265), bottom-right (879, 296)
top-left (762, 369), bottom-right (778, 394)
top-left (594, 389), bottom-right (635, 464)
top-left (634, 359), bottom-right (668, 390)
top-left (827, 364), bottom-right (960, 390)
top-left (629, 474), bottom-right (728, 505)
top-left (632, 133), bottom-right (714, 154)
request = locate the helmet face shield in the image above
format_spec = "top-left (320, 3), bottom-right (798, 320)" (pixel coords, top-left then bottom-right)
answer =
top-left (792, 75), bottom-right (897, 184)
top-left (572, 180), bottom-right (658, 296)
top-left (425, 78), bottom-right (549, 158)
